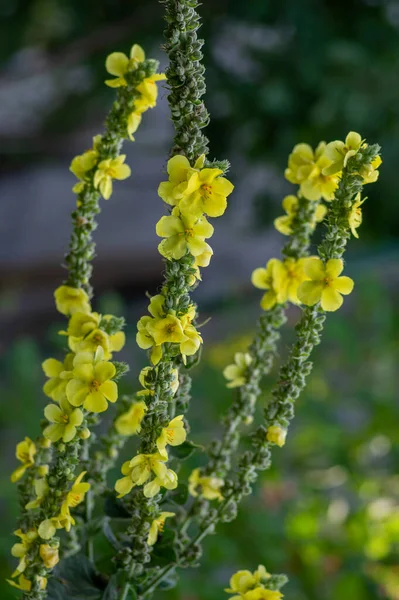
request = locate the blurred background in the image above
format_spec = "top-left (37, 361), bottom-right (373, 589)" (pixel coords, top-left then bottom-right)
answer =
top-left (0, 0), bottom-right (398, 599)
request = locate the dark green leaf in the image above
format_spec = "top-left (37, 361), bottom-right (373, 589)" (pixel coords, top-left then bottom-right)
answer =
top-left (102, 518), bottom-right (121, 550)
top-left (168, 483), bottom-right (189, 505)
top-left (51, 554), bottom-right (105, 600)
top-left (169, 440), bottom-right (202, 460)
top-left (104, 494), bottom-right (131, 519)
top-left (102, 571), bottom-right (133, 600)
top-left (150, 545), bottom-right (178, 567)
top-left (158, 569), bottom-right (179, 591)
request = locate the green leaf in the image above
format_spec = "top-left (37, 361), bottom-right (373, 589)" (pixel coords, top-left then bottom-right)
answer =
top-left (169, 440), bottom-right (202, 460)
top-left (51, 554), bottom-right (105, 600)
top-left (102, 571), bottom-right (135, 600)
top-left (158, 569), bottom-right (179, 591)
top-left (104, 494), bottom-right (131, 519)
top-left (150, 544), bottom-right (178, 567)
top-left (168, 483), bottom-right (189, 505)
top-left (102, 518), bottom-right (121, 550)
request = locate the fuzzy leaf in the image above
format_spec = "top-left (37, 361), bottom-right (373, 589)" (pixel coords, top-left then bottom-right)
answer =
top-left (50, 554), bottom-right (105, 599)
top-left (169, 440), bottom-right (202, 460)
top-left (104, 494), bottom-right (131, 519)
top-left (168, 483), bottom-right (189, 505)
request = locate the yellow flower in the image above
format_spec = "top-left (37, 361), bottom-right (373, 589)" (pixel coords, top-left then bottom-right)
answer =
top-left (69, 135), bottom-right (101, 190)
top-left (67, 311), bottom-right (100, 338)
top-left (285, 142), bottom-right (339, 201)
top-left (280, 257), bottom-right (309, 305)
top-left (274, 195), bottom-right (327, 236)
top-left (136, 317), bottom-right (163, 365)
top-left (223, 352), bottom-right (252, 388)
top-left (158, 155), bottom-right (204, 206)
top-left (179, 167), bottom-right (234, 218)
top-left (7, 574), bottom-right (47, 592)
top-left (11, 437), bottom-right (36, 483)
top-left (156, 210), bottom-right (214, 260)
top-left (135, 73), bottom-right (167, 112)
top-left (244, 589), bottom-right (283, 600)
top-left (348, 193), bottom-right (366, 238)
top-left (127, 111), bottom-right (142, 141)
top-left (156, 415), bottom-right (187, 457)
top-left (266, 425), bottom-right (287, 447)
top-left (38, 512), bottom-right (74, 539)
top-left (180, 323), bottom-right (202, 359)
top-left (147, 511), bottom-right (175, 545)
top-left (39, 544), bottom-right (59, 569)
top-left (251, 259), bottom-right (286, 310)
top-left (43, 398), bottom-right (84, 443)
top-left (105, 44), bottom-right (145, 87)
top-left (146, 314), bottom-right (187, 346)
top-left (25, 478), bottom-right (49, 510)
top-left (115, 452), bottom-right (178, 498)
top-left (66, 347), bottom-right (118, 413)
top-left (11, 529), bottom-right (38, 575)
top-left (297, 258), bottom-right (354, 312)
top-left (94, 155), bottom-right (131, 200)
top-left (54, 285), bottom-right (91, 316)
top-left (188, 468), bottom-right (224, 501)
top-left (60, 471), bottom-right (90, 516)
top-left (225, 570), bottom-right (257, 597)
top-left (361, 154), bottom-right (382, 184)
top-left (115, 401), bottom-right (147, 435)
top-left (323, 131), bottom-right (363, 176)
top-left (42, 354), bottom-right (74, 402)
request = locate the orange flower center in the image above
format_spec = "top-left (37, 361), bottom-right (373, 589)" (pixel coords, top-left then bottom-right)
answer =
top-left (61, 413), bottom-right (69, 423)
top-left (90, 380), bottom-right (101, 391)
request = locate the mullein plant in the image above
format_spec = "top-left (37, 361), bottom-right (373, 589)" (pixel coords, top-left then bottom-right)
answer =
top-left (7, 1), bottom-right (382, 599)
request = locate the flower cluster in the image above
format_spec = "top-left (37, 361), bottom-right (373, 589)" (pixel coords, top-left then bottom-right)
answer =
top-left (136, 294), bottom-right (202, 365)
top-left (157, 154), bottom-right (234, 278)
top-left (70, 44), bottom-right (166, 199)
top-left (225, 565), bottom-right (287, 600)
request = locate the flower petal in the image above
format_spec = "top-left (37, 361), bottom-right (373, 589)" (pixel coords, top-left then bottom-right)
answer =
top-left (44, 404), bottom-right (63, 424)
top-left (105, 52), bottom-right (129, 77)
top-left (297, 281), bottom-right (323, 306)
top-left (333, 276), bottom-right (354, 295)
top-left (99, 380), bottom-right (118, 403)
top-left (325, 258), bottom-right (344, 278)
top-left (321, 288), bottom-right (343, 311)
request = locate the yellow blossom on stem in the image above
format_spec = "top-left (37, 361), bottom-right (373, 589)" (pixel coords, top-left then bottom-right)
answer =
top-left (251, 259), bottom-right (286, 310)
top-left (179, 167), bottom-right (234, 219)
top-left (285, 142), bottom-right (339, 201)
top-left (60, 471), bottom-right (90, 516)
top-left (156, 210), bottom-right (214, 260)
top-left (69, 135), bottom-right (101, 191)
top-left (11, 529), bottom-right (38, 575)
top-left (42, 354), bottom-right (74, 402)
top-left (67, 311), bottom-right (100, 338)
top-left (38, 512), bottom-right (74, 539)
top-left (39, 544), bottom-right (59, 569)
top-left (297, 258), bottom-right (354, 312)
top-left (115, 452), bottom-right (178, 498)
top-left (66, 347), bottom-right (118, 413)
top-left (11, 437), bottom-right (36, 483)
top-left (156, 415), bottom-right (187, 457)
top-left (348, 193), bottom-right (366, 238)
top-left (146, 314), bottom-right (187, 346)
top-left (280, 257), bottom-right (309, 305)
top-left (266, 425), bottom-right (287, 447)
top-left (136, 316), bottom-right (163, 365)
top-left (188, 468), bottom-right (224, 501)
top-left (158, 154), bottom-right (204, 206)
top-left (225, 570), bottom-right (258, 596)
top-left (244, 589), bottom-right (283, 600)
top-left (323, 131), bottom-right (363, 176)
top-left (135, 73), bottom-right (167, 112)
top-left (127, 111), bottom-right (142, 141)
top-left (25, 478), bottom-right (49, 510)
top-left (7, 574), bottom-right (47, 592)
top-left (223, 352), bottom-right (252, 388)
top-left (274, 195), bottom-right (327, 236)
top-left (147, 511), bottom-right (175, 545)
top-left (105, 44), bottom-right (145, 87)
top-left (93, 155), bottom-right (131, 200)
top-left (361, 154), bottom-right (382, 184)
top-left (115, 401), bottom-right (147, 436)
top-left (43, 398), bottom-right (84, 443)
top-left (54, 285), bottom-right (91, 316)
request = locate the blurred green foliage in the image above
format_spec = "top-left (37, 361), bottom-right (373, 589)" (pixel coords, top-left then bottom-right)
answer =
top-left (1, 273), bottom-right (398, 600)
